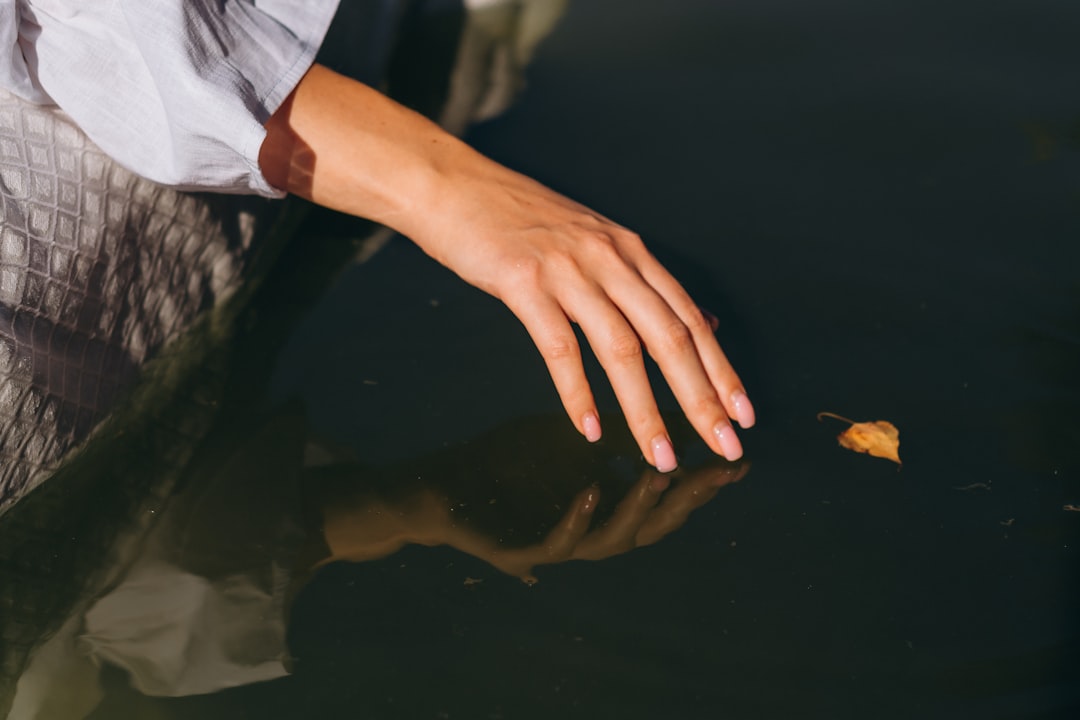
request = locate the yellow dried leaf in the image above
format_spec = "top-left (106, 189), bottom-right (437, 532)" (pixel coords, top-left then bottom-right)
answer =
top-left (818, 412), bottom-right (902, 465)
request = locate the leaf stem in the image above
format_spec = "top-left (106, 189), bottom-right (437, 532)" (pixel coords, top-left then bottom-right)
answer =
top-left (816, 411), bottom-right (855, 425)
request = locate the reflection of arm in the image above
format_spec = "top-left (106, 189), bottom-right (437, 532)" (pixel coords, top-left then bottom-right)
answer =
top-left (314, 461), bottom-right (747, 584)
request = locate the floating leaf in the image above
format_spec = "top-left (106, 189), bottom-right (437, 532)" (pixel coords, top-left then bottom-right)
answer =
top-left (818, 412), bottom-right (901, 465)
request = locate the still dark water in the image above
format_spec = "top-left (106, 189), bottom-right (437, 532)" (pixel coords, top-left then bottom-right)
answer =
top-left (9, 0), bottom-right (1080, 718)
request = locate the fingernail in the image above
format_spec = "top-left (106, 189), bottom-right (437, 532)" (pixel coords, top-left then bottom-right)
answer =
top-left (583, 412), bottom-right (602, 442)
top-left (651, 435), bottom-right (678, 473)
top-left (730, 390), bottom-right (756, 429)
top-left (713, 423), bottom-right (744, 461)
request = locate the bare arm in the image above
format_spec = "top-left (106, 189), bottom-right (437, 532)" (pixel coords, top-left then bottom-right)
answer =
top-left (259, 64), bottom-right (755, 469)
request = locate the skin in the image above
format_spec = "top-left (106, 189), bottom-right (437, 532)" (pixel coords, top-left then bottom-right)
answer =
top-left (315, 460), bottom-right (750, 584)
top-left (259, 64), bottom-right (755, 471)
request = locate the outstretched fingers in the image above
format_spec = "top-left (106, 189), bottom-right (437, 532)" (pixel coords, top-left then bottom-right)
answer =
top-left (635, 461), bottom-right (748, 546)
top-left (563, 281), bottom-right (682, 471)
top-left (590, 239), bottom-right (752, 463)
top-left (634, 251), bottom-right (756, 430)
top-left (571, 471), bottom-right (666, 561)
top-left (505, 263), bottom-right (676, 471)
top-left (497, 221), bottom-right (755, 472)
top-left (507, 293), bottom-right (603, 443)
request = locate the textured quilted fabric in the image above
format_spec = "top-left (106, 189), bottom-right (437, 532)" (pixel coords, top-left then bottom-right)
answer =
top-left (0, 3), bottom-right (567, 714)
top-left (0, 90), bottom-right (271, 517)
top-left (0, 89), bottom-right (283, 719)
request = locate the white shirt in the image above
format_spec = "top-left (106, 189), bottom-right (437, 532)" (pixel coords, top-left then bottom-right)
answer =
top-left (0, 0), bottom-right (341, 197)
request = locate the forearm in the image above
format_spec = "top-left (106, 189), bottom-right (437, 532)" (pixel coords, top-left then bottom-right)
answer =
top-left (259, 64), bottom-right (495, 257)
top-left (258, 63), bottom-right (754, 470)
top-left (258, 64), bottom-right (594, 288)
top-left (259, 64), bottom-right (441, 225)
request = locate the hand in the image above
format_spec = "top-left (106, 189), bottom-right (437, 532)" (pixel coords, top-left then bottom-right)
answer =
top-left (480, 459), bottom-right (749, 583)
top-left (314, 457), bottom-right (749, 584)
top-left (261, 65), bottom-right (755, 470)
top-left (406, 161), bottom-right (756, 470)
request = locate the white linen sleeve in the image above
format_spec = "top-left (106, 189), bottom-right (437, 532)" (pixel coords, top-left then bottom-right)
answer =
top-left (13, 0), bottom-right (341, 197)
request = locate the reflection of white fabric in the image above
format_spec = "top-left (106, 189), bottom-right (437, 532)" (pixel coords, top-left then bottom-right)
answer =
top-left (80, 560), bottom-right (291, 697)
top-left (444, 0), bottom-right (568, 130)
top-left (9, 559), bottom-right (293, 720)
top-left (7, 398), bottom-right (305, 718)
top-left (464, 0), bottom-right (568, 70)
top-left (8, 404), bottom-right (305, 719)
top-left (7, 615), bottom-right (102, 720)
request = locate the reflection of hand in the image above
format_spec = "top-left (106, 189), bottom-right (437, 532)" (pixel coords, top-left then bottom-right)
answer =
top-left (476, 461), bottom-right (748, 583)
top-left (261, 65), bottom-right (755, 472)
top-left (318, 460), bottom-right (748, 584)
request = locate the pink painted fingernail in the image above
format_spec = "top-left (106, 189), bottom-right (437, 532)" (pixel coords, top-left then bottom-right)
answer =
top-left (651, 435), bottom-right (678, 473)
top-left (713, 423), bottom-right (744, 461)
top-left (730, 390), bottom-right (756, 429)
top-left (583, 412), bottom-right (602, 442)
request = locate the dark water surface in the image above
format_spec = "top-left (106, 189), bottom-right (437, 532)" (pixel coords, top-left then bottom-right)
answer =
top-left (25, 0), bottom-right (1080, 718)
top-left (267, 1), bottom-right (1080, 717)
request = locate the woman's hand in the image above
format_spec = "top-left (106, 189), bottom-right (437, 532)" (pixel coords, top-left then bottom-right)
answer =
top-left (406, 160), bottom-right (755, 469)
top-left (261, 65), bottom-right (755, 470)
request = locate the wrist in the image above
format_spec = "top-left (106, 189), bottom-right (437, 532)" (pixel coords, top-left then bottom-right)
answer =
top-left (260, 64), bottom-right (475, 237)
